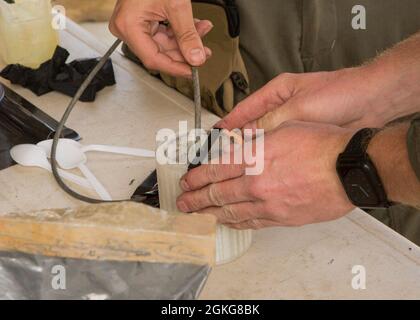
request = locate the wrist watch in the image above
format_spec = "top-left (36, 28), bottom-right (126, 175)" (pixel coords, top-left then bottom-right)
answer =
top-left (336, 128), bottom-right (392, 209)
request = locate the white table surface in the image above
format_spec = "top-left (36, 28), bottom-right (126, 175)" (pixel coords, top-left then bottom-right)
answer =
top-left (0, 21), bottom-right (419, 300)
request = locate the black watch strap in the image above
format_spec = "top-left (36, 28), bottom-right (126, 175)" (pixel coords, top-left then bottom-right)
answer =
top-left (337, 128), bottom-right (393, 209)
top-left (342, 128), bottom-right (380, 156)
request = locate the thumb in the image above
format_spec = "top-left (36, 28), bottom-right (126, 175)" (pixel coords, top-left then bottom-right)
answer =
top-left (246, 101), bottom-right (301, 132)
top-left (166, 0), bottom-right (206, 66)
top-left (216, 81), bottom-right (288, 131)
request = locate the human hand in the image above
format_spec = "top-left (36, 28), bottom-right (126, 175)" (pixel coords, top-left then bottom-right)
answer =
top-left (110, 0), bottom-right (213, 77)
top-left (216, 66), bottom-right (405, 132)
top-left (176, 121), bottom-right (356, 229)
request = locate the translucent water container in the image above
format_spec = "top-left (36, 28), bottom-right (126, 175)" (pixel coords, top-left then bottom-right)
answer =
top-left (0, 0), bottom-right (58, 68)
top-left (156, 133), bottom-right (253, 265)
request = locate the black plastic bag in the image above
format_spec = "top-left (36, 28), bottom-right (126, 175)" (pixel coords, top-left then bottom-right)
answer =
top-left (0, 46), bottom-right (116, 102)
top-left (0, 84), bottom-right (80, 171)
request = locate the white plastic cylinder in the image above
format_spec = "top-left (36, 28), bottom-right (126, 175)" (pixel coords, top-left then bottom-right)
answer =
top-left (156, 134), bottom-right (253, 265)
top-left (0, 0), bottom-right (58, 68)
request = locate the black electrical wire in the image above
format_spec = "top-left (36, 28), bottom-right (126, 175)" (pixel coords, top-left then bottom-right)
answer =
top-left (50, 39), bottom-right (127, 204)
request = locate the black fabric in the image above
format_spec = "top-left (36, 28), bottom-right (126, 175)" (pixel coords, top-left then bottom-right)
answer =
top-left (0, 46), bottom-right (116, 102)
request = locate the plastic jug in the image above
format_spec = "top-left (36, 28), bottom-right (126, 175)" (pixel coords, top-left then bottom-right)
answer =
top-left (0, 0), bottom-right (58, 68)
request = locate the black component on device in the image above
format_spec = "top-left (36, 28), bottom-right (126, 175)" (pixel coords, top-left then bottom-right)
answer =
top-left (0, 46), bottom-right (116, 102)
top-left (131, 170), bottom-right (160, 208)
top-left (188, 127), bottom-right (223, 171)
top-left (0, 84), bottom-right (79, 171)
top-left (336, 128), bottom-right (392, 209)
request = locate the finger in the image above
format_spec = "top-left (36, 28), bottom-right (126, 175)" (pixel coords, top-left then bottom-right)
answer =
top-left (245, 100), bottom-right (301, 131)
top-left (165, 0), bottom-right (207, 66)
top-left (195, 20), bottom-right (214, 37)
top-left (153, 31), bottom-right (179, 51)
top-left (125, 20), bottom-right (192, 77)
top-left (215, 84), bottom-right (282, 130)
top-left (177, 177), bottom-right (255, 212)
top-left (166, 20), bottom-right (212, 39)
top-left (155, 20), bottom-right (212, 52)
top-left (197, 202), bottom-right (266, 224)
top-left (150, 21), bottom-right (160, 36)
top-left (165, 49), bottom-right (187, 63)
top-left (204, 47), bottom-right (213, 58)
top-left (165, 47), bottom-right (212, 63)
top-left (225, 219), bottom-right (282, 230)
top-left (180, 163), bottom-right (246, 192)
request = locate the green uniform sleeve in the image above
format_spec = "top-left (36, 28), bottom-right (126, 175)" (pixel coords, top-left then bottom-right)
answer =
top-left (407, 113), bottom-right (420, 181)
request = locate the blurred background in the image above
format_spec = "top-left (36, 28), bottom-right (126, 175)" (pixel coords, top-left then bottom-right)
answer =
top-left (53, 0), bottom-right (117, 46)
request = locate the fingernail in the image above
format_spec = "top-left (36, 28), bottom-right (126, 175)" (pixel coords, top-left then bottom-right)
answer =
top-left (189, 48), bottom-right (205, 64)
top-left (177, 201), bottom-right (189, 212)
top-left (204, 23), bottom-right (213, 33)
top-left (205, 49), bottom-right (213, 58)
top-left (180, 179), bottom-right (191, 191)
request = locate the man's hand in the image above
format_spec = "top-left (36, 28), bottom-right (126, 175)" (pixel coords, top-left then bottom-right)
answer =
top-left (176, 121), bottom-right (356, 229)
top-left (216, 66), bottom-right (406, 132)
top-left (217, 32), bottom-right (420, 132)
top-left (110, 0), bottom-right (213, 77)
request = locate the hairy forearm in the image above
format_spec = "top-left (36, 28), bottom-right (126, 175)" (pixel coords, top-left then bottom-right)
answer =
top-left (368, 122), bottom-right (420, 208)
top-left (364, 31), bottom-right (420, 123)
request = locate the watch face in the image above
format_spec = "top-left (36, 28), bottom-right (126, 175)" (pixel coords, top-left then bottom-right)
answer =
top-left (342, 167), bottom-right (379, 207)
top-left (337, 131), bottom-right (390, 209)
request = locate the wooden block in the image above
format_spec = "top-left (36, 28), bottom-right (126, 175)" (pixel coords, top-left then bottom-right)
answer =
top-left (0, 202), bottom-right (216, 266)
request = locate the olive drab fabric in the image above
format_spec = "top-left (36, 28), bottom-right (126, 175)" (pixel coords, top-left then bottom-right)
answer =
top-left (122, 0), bottom-right (250, 118)
top-left (235, 0), bottom-right (420, 92)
